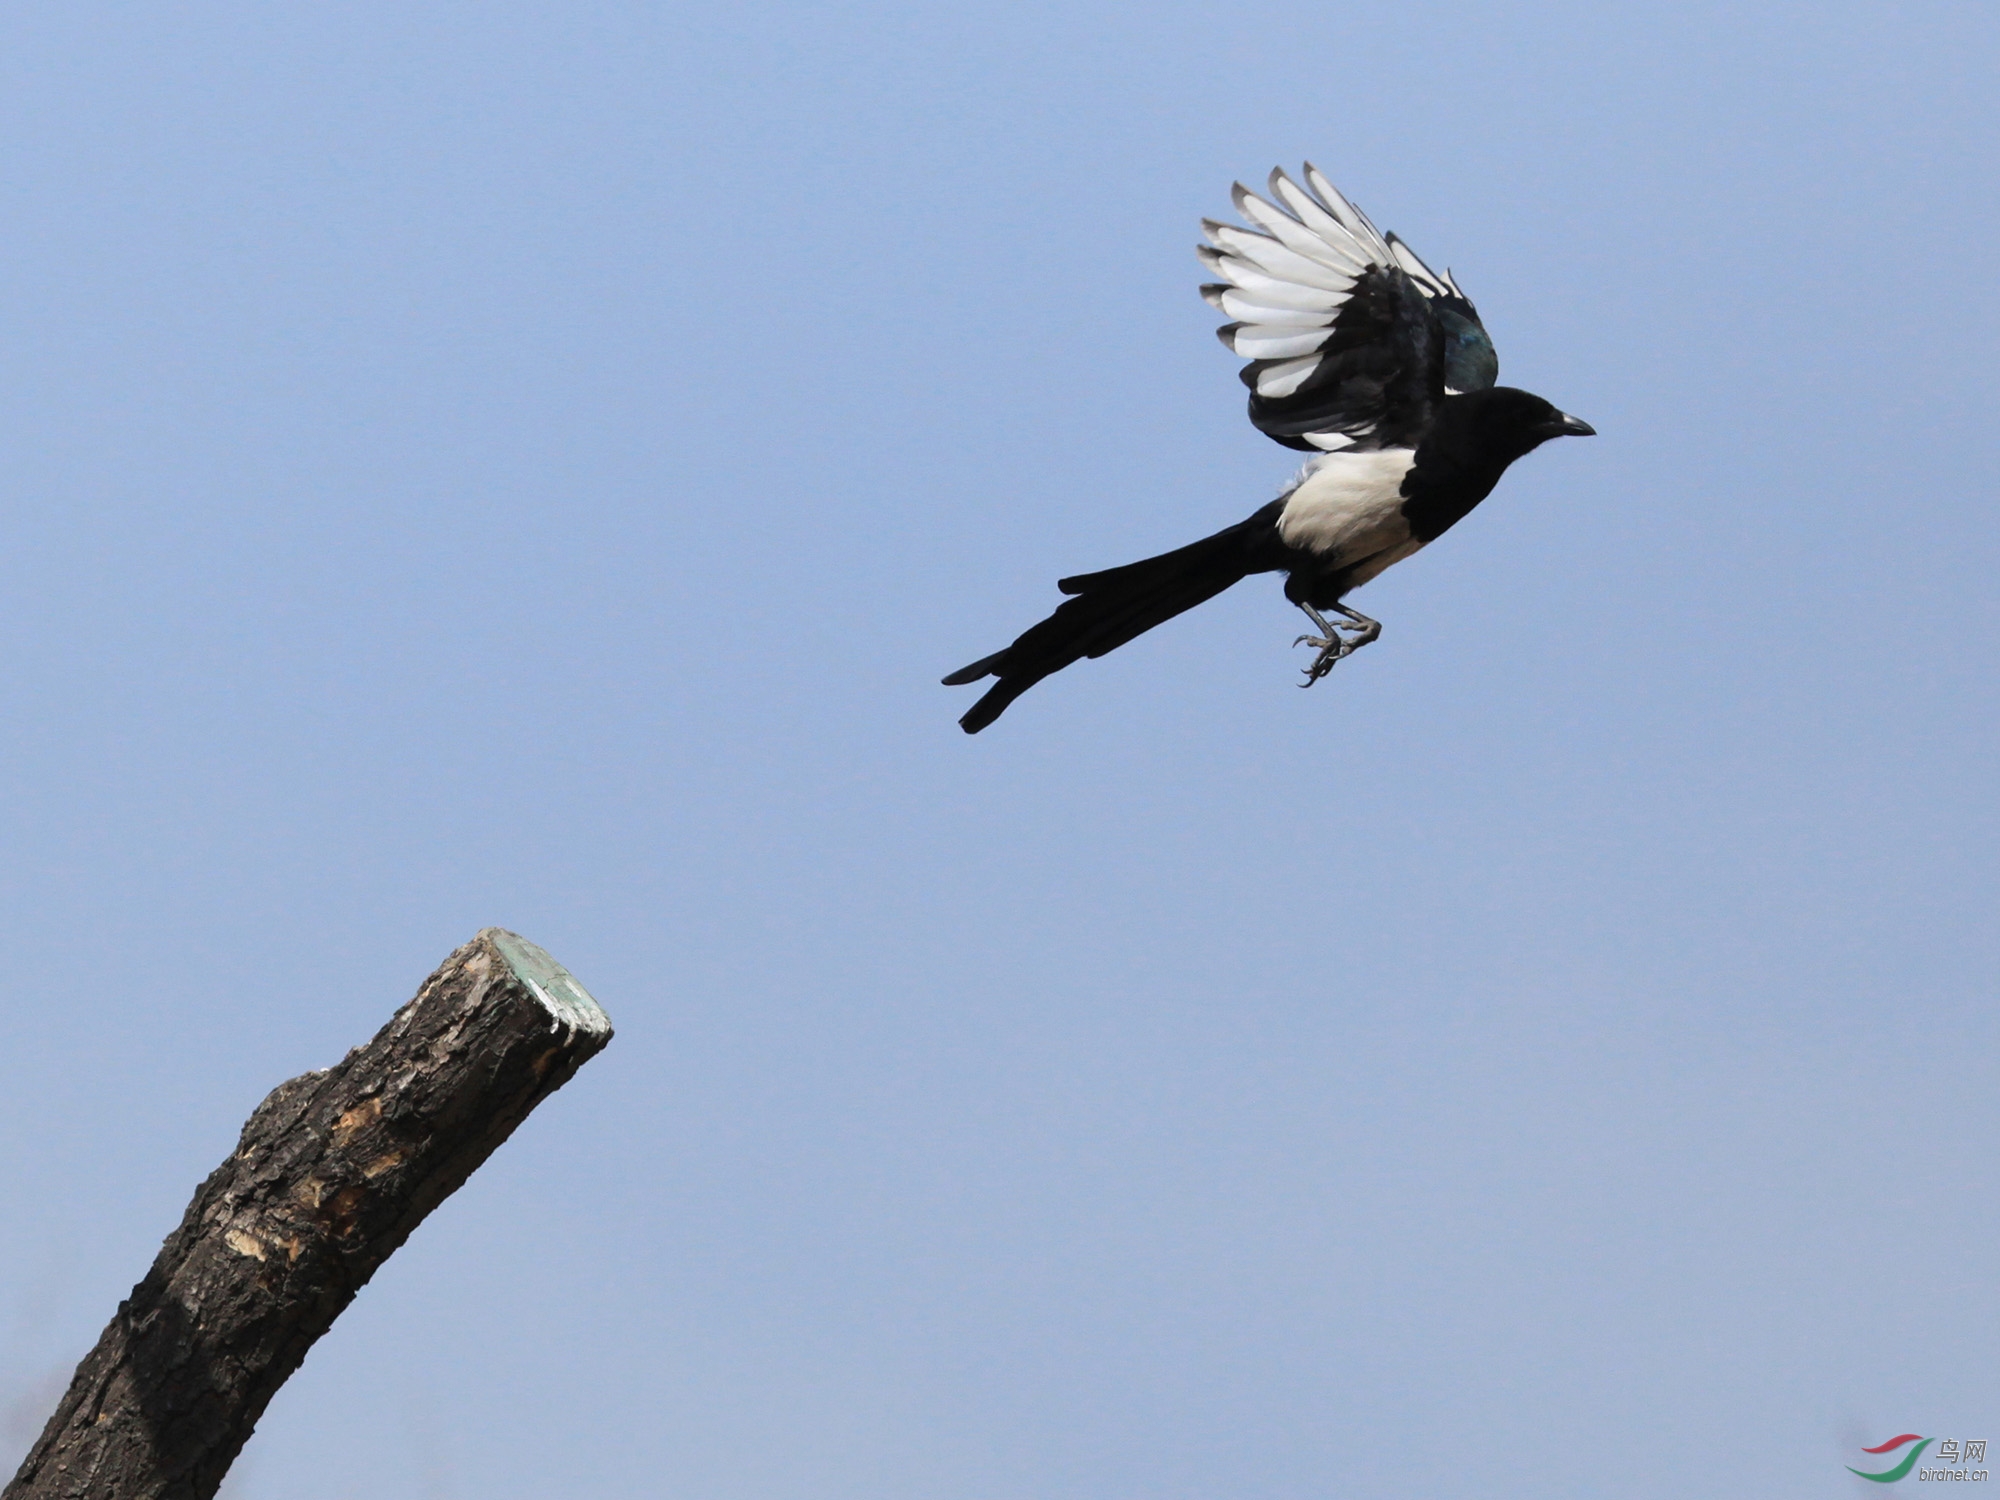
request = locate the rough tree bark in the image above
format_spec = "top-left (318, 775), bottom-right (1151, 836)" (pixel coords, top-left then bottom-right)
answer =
top-left (5, 928), bottom-right (614, 1500)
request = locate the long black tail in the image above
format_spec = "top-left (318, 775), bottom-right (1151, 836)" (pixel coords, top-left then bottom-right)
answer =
top-left (943, 501), bottom-right (1283, 734)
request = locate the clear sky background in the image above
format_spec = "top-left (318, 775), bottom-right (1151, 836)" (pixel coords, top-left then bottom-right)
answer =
top-left (0, 3), bottom-right (1994, 1497)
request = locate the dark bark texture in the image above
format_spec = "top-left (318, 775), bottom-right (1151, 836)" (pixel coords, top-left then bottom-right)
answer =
top-left (5, 928), bottom-right (613, 1500)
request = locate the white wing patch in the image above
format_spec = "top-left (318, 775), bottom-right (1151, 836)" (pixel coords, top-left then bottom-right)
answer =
top-left (1200, 165), bottom-right (1470, 446)
top-left (1200, 169), bottom-right (1392, 398)
top-left (1274, 449), bottom-right (1419, 570)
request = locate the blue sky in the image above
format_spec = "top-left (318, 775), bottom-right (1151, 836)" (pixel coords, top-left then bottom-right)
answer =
top-left (1, 3), bottom-right (1995, 1497)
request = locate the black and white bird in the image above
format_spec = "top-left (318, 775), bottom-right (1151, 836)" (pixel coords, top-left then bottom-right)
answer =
top-left (944, 164), bottom-right (1593, 734)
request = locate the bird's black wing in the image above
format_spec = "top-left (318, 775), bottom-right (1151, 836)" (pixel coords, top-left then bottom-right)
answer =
top-left (1200, 165), bottom-right (1499, 453)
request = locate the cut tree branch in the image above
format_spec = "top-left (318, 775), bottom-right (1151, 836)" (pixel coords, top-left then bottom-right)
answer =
top-left (5, 928), bottom-right (614, 1500)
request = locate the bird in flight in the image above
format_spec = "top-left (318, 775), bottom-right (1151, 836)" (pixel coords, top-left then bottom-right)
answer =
top-left (944, 164), bottom-right (1593, 734)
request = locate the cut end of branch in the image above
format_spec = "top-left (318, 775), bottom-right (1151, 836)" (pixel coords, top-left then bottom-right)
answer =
top-left (481, 928), bottom-right (613, 1039)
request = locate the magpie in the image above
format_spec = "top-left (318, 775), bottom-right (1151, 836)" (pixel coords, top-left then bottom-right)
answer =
top-left (944, 164), bottom-right (1593, 734)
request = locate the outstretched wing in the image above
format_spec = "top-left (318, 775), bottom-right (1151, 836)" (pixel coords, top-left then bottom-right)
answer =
top-left (1199, 165), bottom-right (1499, 453)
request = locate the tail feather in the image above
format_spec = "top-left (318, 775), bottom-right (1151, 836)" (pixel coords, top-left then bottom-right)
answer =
top-left (945, 502), bottom-right (1282, 733)
top-left (1056, 526), bottom-right (1264, 596)
top-left (940, 649), bottom-right (1007, 686)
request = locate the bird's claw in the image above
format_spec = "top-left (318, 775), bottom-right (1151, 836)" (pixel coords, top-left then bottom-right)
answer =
top-left (1293, 635), bottom-right (1350, 685)
top-left (1292, 616), bottom-right (1380, 686)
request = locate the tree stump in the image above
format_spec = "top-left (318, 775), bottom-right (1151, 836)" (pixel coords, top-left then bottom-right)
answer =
top-left (5, 928), bottom-right (614, 1500)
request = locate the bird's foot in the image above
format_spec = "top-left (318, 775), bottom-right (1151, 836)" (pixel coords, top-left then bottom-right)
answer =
top-left (1292, 633), bottom-right (1351, 684)
top-left (1291, 610), bottom-right (1381, 686)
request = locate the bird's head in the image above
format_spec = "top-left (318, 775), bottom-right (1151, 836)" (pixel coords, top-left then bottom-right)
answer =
top-left (1452, 386), bottom-right (1595, 463)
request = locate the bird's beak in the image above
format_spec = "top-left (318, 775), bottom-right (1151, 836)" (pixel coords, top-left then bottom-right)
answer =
top-left (1557, 413), bottom-right (1596, 437)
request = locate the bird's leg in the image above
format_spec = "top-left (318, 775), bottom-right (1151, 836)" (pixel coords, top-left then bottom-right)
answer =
top-left (1293, 603), bottom-right (1339, 659)
top-left (1292, 602), bottom-right (1382, 685)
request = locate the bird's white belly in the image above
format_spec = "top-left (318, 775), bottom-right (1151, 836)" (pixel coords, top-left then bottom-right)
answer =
top-left (1274, 449), bottom-right (1419, 566)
